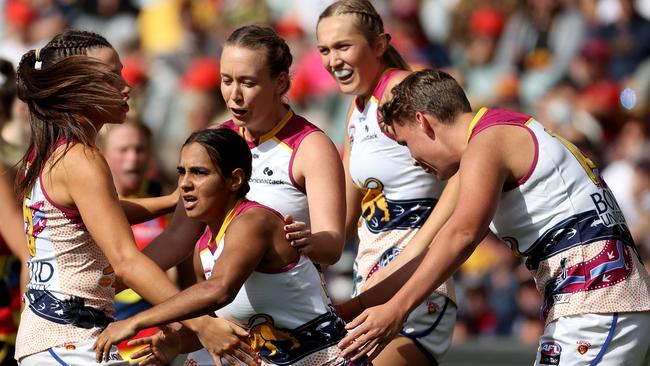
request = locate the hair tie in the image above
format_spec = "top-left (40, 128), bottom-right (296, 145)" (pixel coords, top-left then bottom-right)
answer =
top-left (34, 48), bottom-right (42, 70)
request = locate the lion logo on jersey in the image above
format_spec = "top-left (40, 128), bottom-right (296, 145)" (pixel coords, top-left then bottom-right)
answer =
top-left (360, 178), bottom-right (390, 226)
top-left (248, 314), bottom-right (300, 357)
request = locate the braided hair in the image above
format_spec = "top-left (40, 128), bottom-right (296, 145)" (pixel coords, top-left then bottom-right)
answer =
top-left (318, 0), bottom-right (410, 70)
top-left (16, 29), bottom-right (125, 199)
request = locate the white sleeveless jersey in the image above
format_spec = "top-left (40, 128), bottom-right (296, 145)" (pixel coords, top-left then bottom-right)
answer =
top-left (221, 110), bottom-right (320, 226)
top-left (195, 200), bottom-right (360, 365)
top-left (347, 69), bottom-right (454, 303)
top-left (469, 107), bottom-right (650, 323)
top-left (17, 169), bottom-right (115, 359)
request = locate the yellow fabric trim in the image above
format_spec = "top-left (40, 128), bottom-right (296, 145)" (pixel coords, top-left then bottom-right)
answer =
top-left (272, 137), bottom-right (293, 153)
top-left (525, 117), bottom-right (534, 125)
top-left (213, 199), bottom-right (244, 251)
top-left (466, 107), bottom-right (488, 143)
top-left (258, 109), bottom-right (294, 145)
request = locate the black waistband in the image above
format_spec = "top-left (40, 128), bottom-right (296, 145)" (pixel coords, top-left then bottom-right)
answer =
top-left (26, 288), bottom-right (113, 329)
top-left (523, 210), bottom-right (638, 270)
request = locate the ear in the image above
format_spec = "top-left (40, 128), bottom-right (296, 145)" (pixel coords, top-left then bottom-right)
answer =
top-left (374, 33), bottom-right (390, 59)
top-left (415, 111), bottom-right (435, 139)
top-left (229, 168), bottom-right (246, 193)
top-left (276, 72), bottom-right (289, 95)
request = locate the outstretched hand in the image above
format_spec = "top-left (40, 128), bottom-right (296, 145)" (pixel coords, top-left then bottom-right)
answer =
top-left (128, 325), bottom-right (181, 366)
top-left (93, 319), bottom-right (139, 363)
top-left (338, 302), bottom-right (406, 361)
top-left (194, 317), bottom-right (260, 366)
top-left (283, 215), bottom-right (312, 255)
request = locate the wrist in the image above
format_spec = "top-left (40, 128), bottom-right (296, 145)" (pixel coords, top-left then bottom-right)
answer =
top-left (183, 317), bottom-right (202, 333)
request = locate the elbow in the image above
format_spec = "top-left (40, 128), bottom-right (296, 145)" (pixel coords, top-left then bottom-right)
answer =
top-left (110, 251), bottom-right (142, 286)
top-left (204, 280), bottom-right (237, 309)
top-left (448, 226), bottom-right (483, 260)
top-left (312, 232), bottom-right (344, 265)
top-left (111, 261), bottom-right (132, 286)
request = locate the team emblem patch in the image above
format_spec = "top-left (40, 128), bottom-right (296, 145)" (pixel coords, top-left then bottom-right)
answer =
top-left (539, 341), bottom-right (562, 365)
top-left (577, 341), bottom-right (591, 355)
top-left (426, 301), bottom-right (439, 314)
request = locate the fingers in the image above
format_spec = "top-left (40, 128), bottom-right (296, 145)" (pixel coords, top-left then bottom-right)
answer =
top-left (288, 235), bottom-right (310, 248)
top-left (92, 338), bottom-right (103, 363)
top-left (103, 340), bottom-right (112, 364)
top-left (283, 214), bottom-right (295, 225)
top-left (344, 311), bottom-right (367, 331)
top-left (92, 334), bottom-right (113, 363)
top-left (230, 323), bottom-right (250, 338)
top-left (127, 335), bottom-right (155, 347)
top-left (233, 348), bottom-right (262, 366)
top-left (130, 346), bottom-right (153, 360)
top-left (211, 352), bottom-right (224, 366)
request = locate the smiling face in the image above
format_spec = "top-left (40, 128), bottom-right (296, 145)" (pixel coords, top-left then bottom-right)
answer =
top-left (178, 142), bottom-right (232, 223)
top-left (316, 14), bottom-right (384, 97)
top-left (220, 45), bottom-right (284, 130)
top-left (86, 46), bottom-right (131, 125)
top-left (390, 115), bottom-right (460, 180)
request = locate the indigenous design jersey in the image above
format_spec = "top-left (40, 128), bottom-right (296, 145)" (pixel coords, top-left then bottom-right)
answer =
top-left (195, 200), bottom-right (362, 365)
top-left (347, 69), bottom-right (454, 302)
top-left (221, 110), bottom-right (320, 226)
top-left (16, 173), bottom-right (115, 359)
top-left (468, 107), bottom-right (650, 323)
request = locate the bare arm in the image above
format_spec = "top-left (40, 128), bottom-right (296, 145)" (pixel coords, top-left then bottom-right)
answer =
top-left (361, 173), bottom-right (459, 290)
top-left (100, 211), bottom-right (270, 333)
top-left (292, 131), bottom-right (346, 265)
top-left (339, 125), bottom-right (533, 360)
top-left (342, 104), bottom-right (363, 245)
top-left (141, 199), bottom-right (205, 270)
top-left (119, 190), bottom-right (178, 225)
top-left (63, 146), bottom-right (179, 305)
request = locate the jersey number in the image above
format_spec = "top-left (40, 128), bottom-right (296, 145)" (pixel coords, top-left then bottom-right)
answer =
top-left (546, 130), bottom-right (601, 187)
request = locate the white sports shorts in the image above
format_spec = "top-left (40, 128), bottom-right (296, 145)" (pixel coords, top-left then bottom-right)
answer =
top-left (534, 311), bottom-right (650, 366)
top-left (18, 339), bottom-right (128, 366)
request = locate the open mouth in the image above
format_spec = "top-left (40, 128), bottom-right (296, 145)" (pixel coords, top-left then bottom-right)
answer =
top-left (182, 195), bottom-right (198, 210)
top-left (230, 107), bottom-right (248, 119)
top-left (333, 69), bottom-right (353, 82)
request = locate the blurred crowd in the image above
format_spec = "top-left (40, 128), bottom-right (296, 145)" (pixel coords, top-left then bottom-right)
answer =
top-left (2, 0), bottom-right (650, 348)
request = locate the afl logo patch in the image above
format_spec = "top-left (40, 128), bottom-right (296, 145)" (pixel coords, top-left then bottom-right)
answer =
top-left (540, 341), bottom-right (562, 365)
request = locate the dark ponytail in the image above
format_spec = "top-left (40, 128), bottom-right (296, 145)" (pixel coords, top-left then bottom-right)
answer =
top-left (16, 30), bottom-right (123, 200)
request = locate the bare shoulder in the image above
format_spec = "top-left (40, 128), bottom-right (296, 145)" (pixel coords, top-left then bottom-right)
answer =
top-left (465, 124), bottom-right (535, 180)
top-left (381, 70), bottom-right (411, 101)
top-left (230, 207), bottom-right (282, 237)
top-left (299, 131), bottom-right (337, 155)
top-left (58, 143), bottom-right (112, 183)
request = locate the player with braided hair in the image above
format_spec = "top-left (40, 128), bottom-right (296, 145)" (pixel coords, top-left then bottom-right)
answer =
top-left (13, 29), bottom-right (186, 365)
